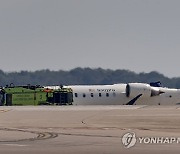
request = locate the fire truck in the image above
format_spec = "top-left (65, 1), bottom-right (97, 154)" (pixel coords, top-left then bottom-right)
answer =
top-left (0, 84), bottom-right (73, 106)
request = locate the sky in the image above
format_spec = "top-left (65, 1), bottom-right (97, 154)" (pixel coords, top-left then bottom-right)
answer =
top-left (0, 0), bottom-right (180, 78)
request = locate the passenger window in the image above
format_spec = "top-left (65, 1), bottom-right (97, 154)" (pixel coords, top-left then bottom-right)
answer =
top-left (106, 93), bottom-right (109, 97)
top-left (83, 93), bottom-right (86, 97)
top-left (91, 93), bottom-right (94, 97)
top-left (113, 92), bottom-right (116, 97)
top-left (99, 93), bottom-right (102, 97)
top-left (75, 93), bottom-right (78, 97)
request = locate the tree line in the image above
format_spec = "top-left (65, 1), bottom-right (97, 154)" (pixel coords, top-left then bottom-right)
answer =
top-left (0, 67), bottom-right (180, 88)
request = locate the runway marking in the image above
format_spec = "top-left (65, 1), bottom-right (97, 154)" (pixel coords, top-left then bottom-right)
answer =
top-left (58, 132), bottom-right (121, 138)
top-left (108, 114), bottom-right (180, 117)
top-left (0, 105), bottom-right (148, 111)
top-left (1, 144), bottom-right (28, 147)
top-left (0, 128), bottom-right (58, 143)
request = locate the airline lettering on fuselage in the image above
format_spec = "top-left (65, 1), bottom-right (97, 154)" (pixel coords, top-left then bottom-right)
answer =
top-left (97, 89), bottom-right (116, 92)
top-left (89, 89), bottom-right (96, 92)
top-left (89, 89), bottom-right (116, 92)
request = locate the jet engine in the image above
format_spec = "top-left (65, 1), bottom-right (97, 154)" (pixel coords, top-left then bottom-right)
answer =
top-left (126, 83), bottom-right (163, 98)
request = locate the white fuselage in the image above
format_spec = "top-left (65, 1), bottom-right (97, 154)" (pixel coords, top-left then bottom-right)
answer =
top-left (46, 83), bottom-right (180, 105)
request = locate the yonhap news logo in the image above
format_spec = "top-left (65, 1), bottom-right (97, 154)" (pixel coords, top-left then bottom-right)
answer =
top-left (122, 132), bottom-right (137, 148)
top-left (122, 132), bottom-right (180, 149)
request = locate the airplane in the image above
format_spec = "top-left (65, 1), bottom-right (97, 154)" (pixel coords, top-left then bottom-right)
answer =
top-left (45, 81), bottom-right (180, 105)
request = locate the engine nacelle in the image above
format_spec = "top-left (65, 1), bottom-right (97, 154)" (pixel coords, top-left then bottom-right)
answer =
top-left (126, 83), bottom-right (161, 98)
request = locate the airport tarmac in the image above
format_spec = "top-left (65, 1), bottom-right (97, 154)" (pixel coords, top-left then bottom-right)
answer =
top-left (0, 105), bottom-right (180, 154)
